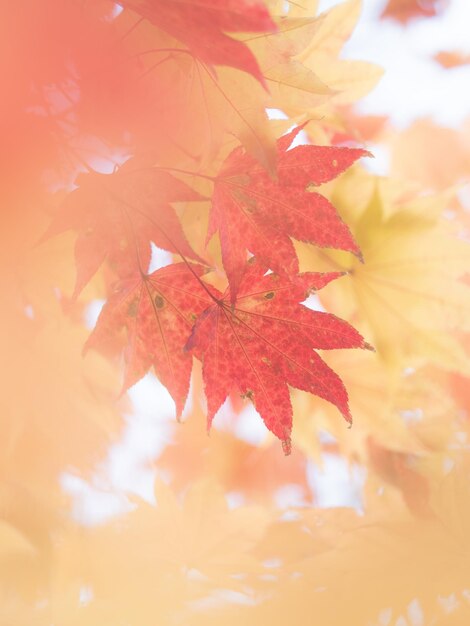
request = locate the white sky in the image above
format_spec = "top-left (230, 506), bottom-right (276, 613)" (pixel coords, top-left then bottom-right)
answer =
top-left (320, 0), bottom-right (470, 128)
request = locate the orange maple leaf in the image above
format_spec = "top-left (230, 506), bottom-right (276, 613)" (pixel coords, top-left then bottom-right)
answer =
top-left (381, 0), bottom-right (447, 23)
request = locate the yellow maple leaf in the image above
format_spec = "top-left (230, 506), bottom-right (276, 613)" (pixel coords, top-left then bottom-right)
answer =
top-left (41, 480), bottom-right (271, 625)
top-left (300, 174), bottom-right (470, 374)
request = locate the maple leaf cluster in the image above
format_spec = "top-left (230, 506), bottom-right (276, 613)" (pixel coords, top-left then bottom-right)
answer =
top-left (32, 0), bottom-right (375, 452)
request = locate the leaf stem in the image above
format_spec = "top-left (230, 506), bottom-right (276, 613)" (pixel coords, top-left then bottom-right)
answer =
top-left (130, 47), bottom-right (194, 59)
top-left (156, 166), bottom-right (216, 183)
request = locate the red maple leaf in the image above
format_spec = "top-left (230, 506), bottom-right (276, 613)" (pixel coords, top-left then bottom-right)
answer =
top-left (208, 124), bottom-right (369, 302)
top-left (86, 263), bottom-right (215, 416)
top-left (186, 258), bottom-right (371, 453)
top-left (119, 0), bottom-right (276, 85)
top-left (44, 158), bottom-right (205, 298)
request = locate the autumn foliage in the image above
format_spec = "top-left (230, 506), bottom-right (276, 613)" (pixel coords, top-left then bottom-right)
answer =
top-left (1, 0), bottom-right (470, 624)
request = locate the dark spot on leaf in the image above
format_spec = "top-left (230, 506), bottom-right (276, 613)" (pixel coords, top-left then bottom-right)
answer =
top-left (154, 294), bottom-right (165, 309)
top-left (230, 173), bottom-right (251, 186)
top-left (264, 291), bottom-right (275, 299)
top-left (127, 300), bottom-right (138, 317)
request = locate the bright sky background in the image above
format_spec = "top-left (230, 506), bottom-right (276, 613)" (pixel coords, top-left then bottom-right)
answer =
top-left (320, 0), bottom-right (470, 128)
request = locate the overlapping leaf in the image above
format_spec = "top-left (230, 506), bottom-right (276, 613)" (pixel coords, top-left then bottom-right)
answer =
top-left (87, 263), bottom-right (215, 416)
top-left (119, 0), bottom-right (276, 84)
top-left (114, 0), bottom-right (380, 170)
top-left (45, 158), bottom-right (204, 298)
top-left (302, 178), bottom-right (470, 373)
top-left (187, 258), bottom-right (370, 452)
top-left (209, 123), bottom-right (368, 302)
top-left (294, 0), bottom-right (384, 115)
top-left (243, 10), bottom-right (335, 112)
